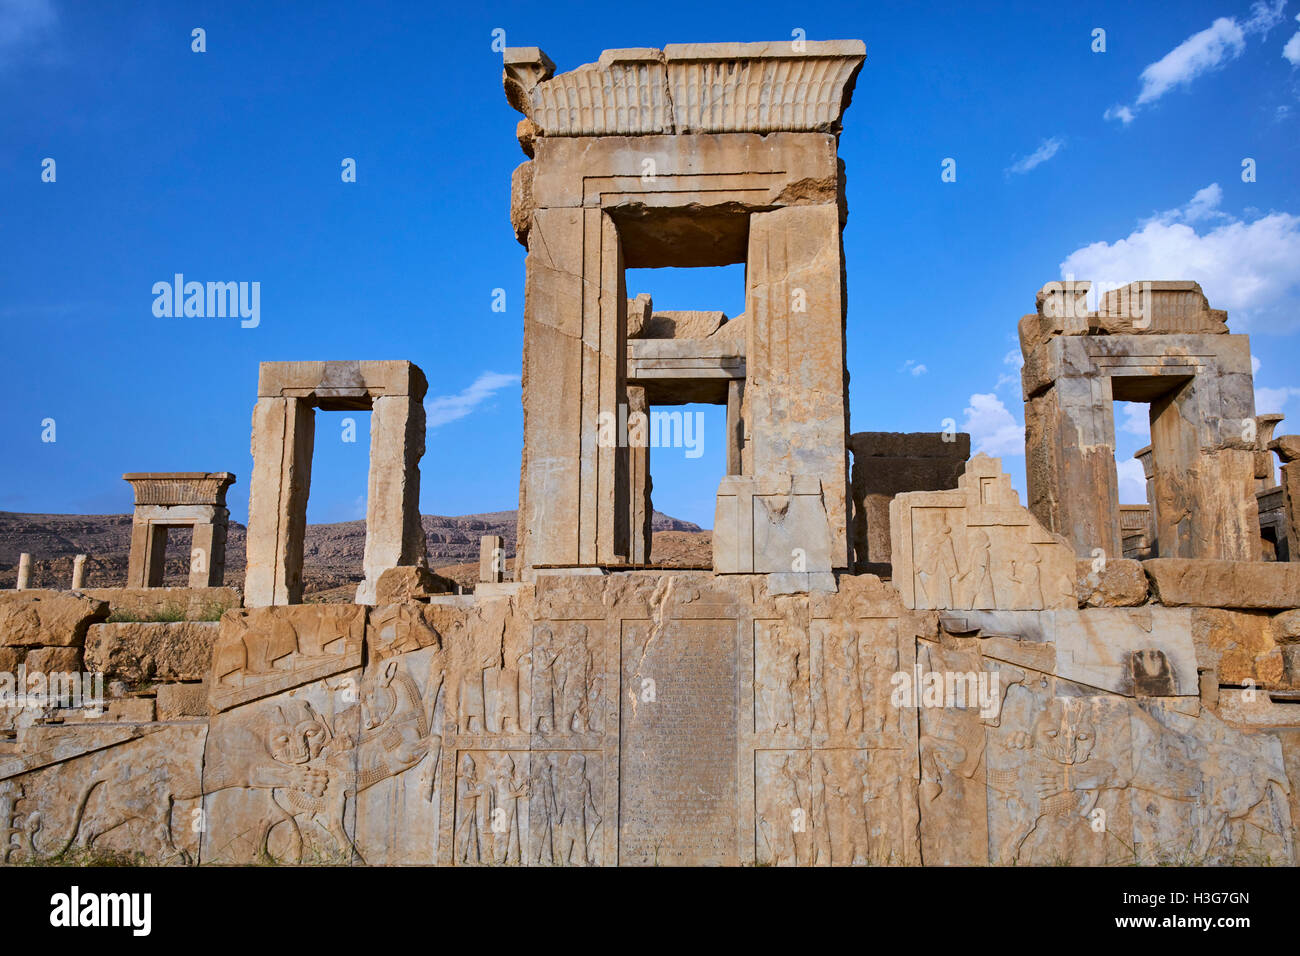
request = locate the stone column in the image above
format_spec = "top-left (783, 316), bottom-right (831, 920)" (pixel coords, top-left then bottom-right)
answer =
top-left (71, 554), bottom-right (86, 590)
top-left (726, 378), bottom-right (744, 476)
top-left (357, 393), bottom-right (427, 605)
top-left (244, 397), bottom-right (315, 606)
top-left (16, 553), bottom-right (30, 590)
top-left (518, 207), bottom-right (627, 575)
top-left (127, 522), bottom-right (170, 588)
top-left (1134, 444), bottom-right (1157, 555)
top-left (627, 385), bottom-right (652, 563)
top-left (189, 508), bottom-right (228, 587)
top-left (1148, 368), bottom-right (1259, 561)
top-left (744, 205), bottom-right (851, 568)
top-left (479, 535), bottom-right (504, 583)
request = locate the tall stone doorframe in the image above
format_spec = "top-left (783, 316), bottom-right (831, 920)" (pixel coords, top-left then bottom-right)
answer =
top-left (244, 361), bottom-right (427, 607)
top-left (504, 41), bottom-right (865, 579)
top-left (123, 472), bottom-right (235, 587)
top-left (1020, 280), bottom-right (1259, 562)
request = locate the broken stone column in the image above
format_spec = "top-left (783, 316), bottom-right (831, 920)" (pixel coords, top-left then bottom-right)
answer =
top-left (479, 535), bottom-right (504, 583)
top-left (71, 554), bottom-right (86, 590)
top-left (745, 204), bottom-right (851, 568)
top-left (16, 553), bottom-right (30, 590)
top-left (1272, 435), bottom-right (1300, 562)
top-left (1256, 414), bottom-right (1284, 490)
top-left (1021, 280), bottom-right (1259, 560)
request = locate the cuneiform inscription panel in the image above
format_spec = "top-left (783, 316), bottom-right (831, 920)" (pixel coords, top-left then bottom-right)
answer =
top-left (619, 619), bottom-right (739, 865)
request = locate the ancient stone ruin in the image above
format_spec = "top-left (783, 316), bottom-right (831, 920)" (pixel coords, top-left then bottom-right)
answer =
top-left (2, 40), bottom-right (1300, 867)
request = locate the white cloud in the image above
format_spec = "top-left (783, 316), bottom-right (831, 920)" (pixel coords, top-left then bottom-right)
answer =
top-left (1060, 183), bottom-right (1300, 332)
top-left (1165, 183), bottom-right (1228, 224)
top-left (1108, 3), bottom-right (1287, 122)
top-left (1116, 458), bottom-right (1149, 504)
top-left (963, 393), bottom-right (1024, 457)
top-left (899, 359), bottom-right (927, 376)
top-left (1137, 17), bottom-right (1246, 106)
top-left (0, 0), bottom-right (56, 57)
top-left (425, 371), bottom-right (519, 428)
top-left (1284, 13), bottom-right (1300, 64)
top-left (1117, 401), bottom-right (1152, 438)
top-left (1006, 137), bottom-right (1064, 176)
top-left (1252, 353), bottom-right (1262, 374)
top-left (1256, 384), bottom-right (1300, 414)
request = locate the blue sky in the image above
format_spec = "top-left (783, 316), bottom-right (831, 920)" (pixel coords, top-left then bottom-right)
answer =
top-left (2, 0), bottom-right (1299, 529)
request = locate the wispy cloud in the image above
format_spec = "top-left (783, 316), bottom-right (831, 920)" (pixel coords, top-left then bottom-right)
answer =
top-left (1060, 183), bottom-right (1300, 332)
top-left (425, 371), bottom-right (519, 428)
top-left (898, 359), bottom-right (928, 376)
top-left (1106, 2), bottom-right (1287, 122)
top-left (1005, 137), bottom-right (1064, 176)
top-left (0, 0), bottom-right (57, 60)
top-left (995, 348), bottom-right (1024, 391)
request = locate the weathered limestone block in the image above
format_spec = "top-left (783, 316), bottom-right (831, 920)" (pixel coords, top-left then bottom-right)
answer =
top-left (745, 204), bottom-right (850, 568)
top-left (1144, 558), bottom-right (1300, 609)
top-left (505, 41), bottom-right (865, 139)
top-left (209, 605), bottom-right (366, 713)
top-left (80, 586), bottom-right (240, 621)
top-left (84, 622), bottom-right (219, 684)
top-left (848, 430), bottom-right (970, 569)
top-left (1075, 557), bottom-right (1149, 607)
top-left (23, 647), bottom-right (82, 675)
top-left (516, 206), bottom-right (625, 574)
top-left (374, 566), bottom-right (453, 604)
top-left (510, 159), bottom-right (533, 243)
top-left (1191, 609), bottom-right (1285, 687)
top-left (713, 474), bottom-right (832, 574)
top-left (1273, 609), bottom-right (1300, 643)
top-left (156, 681), bottom-right (209, 720)
top-left (890, 454), bottom-right (1075, 611)
top-left (0, 591), bottom-right (108, 647)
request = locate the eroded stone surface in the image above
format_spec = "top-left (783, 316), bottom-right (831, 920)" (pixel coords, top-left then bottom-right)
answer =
top-left (0, 591), bottom-right (108, 648)
top-left (84, 622), bottom-right (219, 684)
